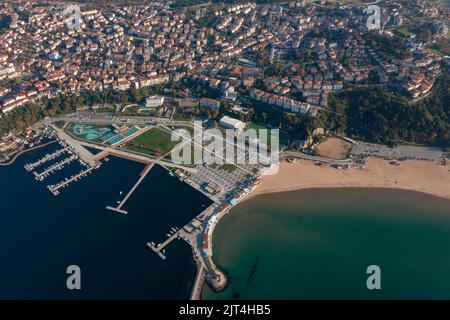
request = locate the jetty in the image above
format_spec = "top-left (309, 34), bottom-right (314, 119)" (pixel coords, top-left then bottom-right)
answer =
top-left (24, 145), bottom-right (69, 172)
top-left (47, 166), bottom-right (96, 196)
top-left (146, 242), bottom-right (168, 260)
top-left (106, 163), bottom-right (154, 215)
top-left (33, 154), bottom-right (77, 181)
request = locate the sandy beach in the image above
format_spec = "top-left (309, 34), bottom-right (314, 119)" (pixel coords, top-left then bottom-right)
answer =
top-left (250, 158), bottom-right (450, 200)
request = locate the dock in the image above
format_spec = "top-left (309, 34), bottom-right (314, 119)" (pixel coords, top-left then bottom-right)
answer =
top-left (106, 163), bottom-right (154, 215)
top-left (24, 145), bottom-right (69, 171)
top-left (105, 206), bottom-right (128, 215)
top-left (33, 154), bottom-right (77, 181)
top-left (146, 242), bottom-right (167, 260)
top-left (146, 231), bottom-right (180, 260)
top-left (47, 166), bottom-right (96, 196)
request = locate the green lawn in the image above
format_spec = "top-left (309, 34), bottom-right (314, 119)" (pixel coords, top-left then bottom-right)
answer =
top-left (246, 123), bottom-right (290, 147)
top-left (125, 128), bottom-right (179, 156)
top-left (220, 164), bottom-right (237, 172)
top-left (426, 48), bottom-right (444, 57)
top-left (397, 27), bottom-right (414, 37)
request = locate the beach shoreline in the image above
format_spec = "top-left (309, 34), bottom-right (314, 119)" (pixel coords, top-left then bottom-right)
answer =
top-left (246, 157), bottom-right (450, 201)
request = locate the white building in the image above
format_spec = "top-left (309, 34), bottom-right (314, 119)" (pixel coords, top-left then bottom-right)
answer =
top-left (144, 95), bottom-right (165, 108)
top-left (219, 116), bottom-right (246, 132)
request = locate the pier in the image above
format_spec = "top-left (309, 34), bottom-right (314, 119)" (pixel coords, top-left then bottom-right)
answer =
top-left (24, 137), bottom-right (100, 196)
top-left (106, 163), bottom-right (154, 215)
top-left (24, 145), bottom-right (69, 172)
top-left (146, 242), bottom-right (167, 260)
top-left (22, 124), bottom-right (104, 196)
top-left (145, 226), bottom-right (191, 261)
top-left (144, 202), bottom-right (218, 265)
top-left (47, 166), bottom-right (96, 196)
top-left (33, 154), bottom-right (78, 181)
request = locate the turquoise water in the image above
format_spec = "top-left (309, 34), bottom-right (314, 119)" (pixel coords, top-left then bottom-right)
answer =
top-left (203, 188), bottom-right (450, 300)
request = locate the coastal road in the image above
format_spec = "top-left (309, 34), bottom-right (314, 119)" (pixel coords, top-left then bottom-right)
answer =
top-left (280, 151), bottom-right (353, 164)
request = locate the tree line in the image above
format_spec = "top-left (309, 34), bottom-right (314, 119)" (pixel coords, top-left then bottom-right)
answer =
top-left (326, 75), bottom-right (450, 147)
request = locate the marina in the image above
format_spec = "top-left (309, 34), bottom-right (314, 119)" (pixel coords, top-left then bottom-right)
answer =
top-left (23, 129), bottom-right (101, 196)
top-left (33, 154), bottom-right (78, 181)
top-left (17, 121), bottom-right (261, 299)
top-left (24, 144), bottom-right (70, 172)
top-left (47, 166), bottom-right (97, 196)
top-left (0, 150), bottom-right (198, 299)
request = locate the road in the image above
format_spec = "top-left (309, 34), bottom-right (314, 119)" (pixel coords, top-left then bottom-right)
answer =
top-left (47, 113), bottom-right (193, 127)
top-left (280, 151), bottom-right (354, 164)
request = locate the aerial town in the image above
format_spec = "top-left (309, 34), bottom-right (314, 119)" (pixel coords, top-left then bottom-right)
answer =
top-left (0, 0), bottom-right (448, 113)
top-left (0, 0), bottom-right (449, 302)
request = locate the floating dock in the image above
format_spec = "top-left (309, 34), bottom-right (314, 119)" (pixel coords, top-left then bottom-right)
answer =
top-left (47, 166), bottom-right (96, 196)
top-left (33, 154), bottom-right (77, 181)
top-left (24, 145), bottom-right (69, 172)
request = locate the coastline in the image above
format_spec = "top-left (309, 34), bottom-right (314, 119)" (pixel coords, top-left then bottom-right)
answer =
top-left (0, 140), bottom-right (57, 167)
top-left (246, 157), bottom-right (450, 201)
top-left (201, 157), bottom-right (450, 298)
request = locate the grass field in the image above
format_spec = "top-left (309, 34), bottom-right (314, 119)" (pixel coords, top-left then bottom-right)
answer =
top-left (246, 123), bottom-right (290, 147)
top-left (220, 164), bottom-right (237, 172)
top-left (426, 48), bottom-right (444, 57)
top-left (125, 127), bottom-right (178, 156)
top-left (397, 27), bottom-right (414, 37)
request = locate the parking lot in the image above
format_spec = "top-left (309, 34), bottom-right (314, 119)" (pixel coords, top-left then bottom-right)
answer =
top-left (351, 142), bottom-right (445, 162)
top-left (189, 162), bottom-right (259, 198)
